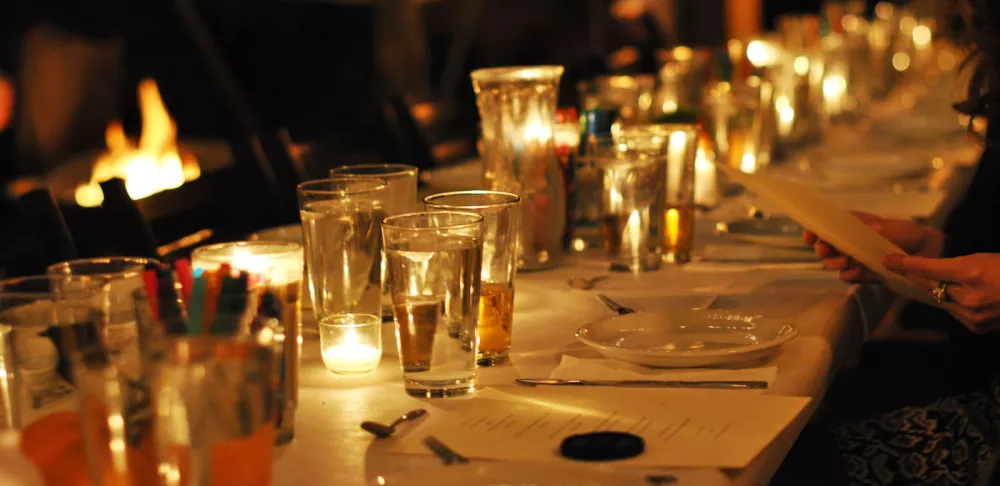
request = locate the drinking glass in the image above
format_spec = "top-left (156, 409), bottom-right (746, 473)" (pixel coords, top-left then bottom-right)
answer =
top-left (191, 241), bottom-right (303, 445)
top-left (424, 191), bottom-right (520, 366)
top-left (616, 124), bottom-right (698, 264)
top-left (47, 257), bottom-right (159, 379)
top-left (703, 81), bottom-right (773, 174)
top-left (297, 178), bottom-right (388, 320)
top-left (123, 292), bottom-right (277, 485)
top-left (329, 164), bottom-right (418, 216)
top-left (593, 143), bottom-right (665, 273)
top-left (0, 277), bottom-right (103, 431)
top-left (382, 211), bottom-right (484, 398)
top-left (471, 66), bottom-right (566, 271)
top-left (579, 75), bottom-right (656, 124)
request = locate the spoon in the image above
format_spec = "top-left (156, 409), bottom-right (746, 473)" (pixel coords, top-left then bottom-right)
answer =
top-left (361, 409), bottom-right (428, 438)
top-left (567, 275), bottom-right (608, 290)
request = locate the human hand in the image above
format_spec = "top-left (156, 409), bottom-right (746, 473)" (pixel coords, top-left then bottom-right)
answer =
top-left (803, 211), bottom-right (944, 283)
top-left (884, 253), bottom-right (1000, 334)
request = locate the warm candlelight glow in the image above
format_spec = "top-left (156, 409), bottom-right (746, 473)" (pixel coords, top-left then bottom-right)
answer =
top-left (892, 52), bottom-right (912, 72)
top-left (625, 210), bottom-right (642, 264)
top-left (522, 116), bottom-right (553, 143)
top-left (319, 314), bottom-right (382, 375)
top-left (321, 327), bottom-right (381, 374)
top-left (666, 208), bottom-right (680, 247)
top-left (747, 40), bottom-right (782, 67)
top-left (823, 74), bottom-right (847, 116)
top-left (776, 94), bottom-right (795, 137)
top-left (912, 25), bottom-right (932, 49)
top-left (793, 56), bottom-right (810, 77)
top-left (694, 146), bottom-right (718, 206)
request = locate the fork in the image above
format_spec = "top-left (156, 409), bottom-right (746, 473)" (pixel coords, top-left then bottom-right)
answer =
top-left (596, 294), bottom-right (636, 315)
top-left (423, 436), bottom-right (470, 465)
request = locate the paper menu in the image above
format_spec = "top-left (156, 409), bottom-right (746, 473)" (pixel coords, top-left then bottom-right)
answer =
top-left (715, 164), bottom-right (938, 308)
top-left (385, 388), bottom-right (810, 469)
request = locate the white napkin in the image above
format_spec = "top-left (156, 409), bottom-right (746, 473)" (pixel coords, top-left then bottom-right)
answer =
top-left (550, 355), bottom-right (778, 393)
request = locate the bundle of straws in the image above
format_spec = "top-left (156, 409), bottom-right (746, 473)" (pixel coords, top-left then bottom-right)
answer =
top-left (141, 259), bottom-right (280, 337)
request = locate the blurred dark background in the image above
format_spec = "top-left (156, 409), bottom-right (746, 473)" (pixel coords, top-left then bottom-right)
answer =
top-left (0, 0), bottom-right (897, 276)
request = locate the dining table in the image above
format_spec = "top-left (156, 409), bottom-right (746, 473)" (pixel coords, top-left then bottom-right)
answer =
top-left (271, 79), bottom-right (982, 485)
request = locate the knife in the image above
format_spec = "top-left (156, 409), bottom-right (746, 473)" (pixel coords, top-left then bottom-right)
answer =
top-left (516, 378), bottom-right (768, 390)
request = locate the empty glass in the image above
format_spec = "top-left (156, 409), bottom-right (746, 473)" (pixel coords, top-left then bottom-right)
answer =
top-left (424, 191), bottom-right (520, 366)
top-left (382, 212), bottom-right (484, 398)
top-left (594, 144), bottom-right (665, 273)
top-left (0, 277), bottom-right (103, 431)
top-left (329, 164), bottom-right (419, 216)
top-left (297, 178), bottom-right (388, 320)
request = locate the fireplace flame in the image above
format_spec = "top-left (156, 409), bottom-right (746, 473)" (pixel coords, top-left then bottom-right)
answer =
top-left (75, 79), bottom-right (201, 207)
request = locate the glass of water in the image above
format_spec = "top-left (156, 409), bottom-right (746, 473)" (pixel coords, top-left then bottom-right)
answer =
top-left (382, 211), bottom-right (484, 398)
top-left (329, 164), bottom-right (419, 216)
top-left (297, 178), bottom-right (388, 320)
top-left (423, 191), bottom-right (520, 366)
top-left (593, 143), bottom-right (666, 273)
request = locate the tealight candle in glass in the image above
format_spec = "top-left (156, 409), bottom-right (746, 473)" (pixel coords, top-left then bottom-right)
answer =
top-left (319, 314), bottom-right (382, 375)
top-left (191, 241), bottom-right (303, 445)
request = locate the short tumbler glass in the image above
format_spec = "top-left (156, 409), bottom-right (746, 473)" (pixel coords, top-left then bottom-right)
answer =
top-left (424, 191), bottom-right (520, 366)
top-left (382, 212), bottom-right (484, 398)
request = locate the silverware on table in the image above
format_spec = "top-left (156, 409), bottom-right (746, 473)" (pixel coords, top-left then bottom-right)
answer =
top-left (423, 435), bottom-right (470, 465)
top-left (361, 408), bottom-right (428, 438)
top-left (568, 275), bottom-right (609, 290)
top-left (596, 294), bottom-right (635, 315)
top-left (645, 475), bottom-right (678, 485)
top-left (517, 378), bottom-right (768, 390)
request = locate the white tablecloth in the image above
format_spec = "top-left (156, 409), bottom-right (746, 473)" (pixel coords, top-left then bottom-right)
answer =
top-left (274, 89), bottom-right (981, 484)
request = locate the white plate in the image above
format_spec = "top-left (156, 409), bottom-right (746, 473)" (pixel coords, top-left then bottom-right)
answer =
top-left (575, 310), bottom-right (798, 368)
top-left (715, 217), bottom-right (806, 249)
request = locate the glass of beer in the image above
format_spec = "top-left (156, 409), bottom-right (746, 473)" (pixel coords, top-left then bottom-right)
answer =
top-left (594, 144), bottom-right (666, 273)
top-left (297, 178), bottom-right (388, 319)
top-left (617, 124), bottom-right (698, 264)
top-left (382, 212), bottom-right (484, 397)
top-left (424, 191), bottom-right (520, 366)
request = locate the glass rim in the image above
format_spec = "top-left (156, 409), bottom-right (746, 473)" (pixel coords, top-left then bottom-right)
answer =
top-left (382, 211), bottom-right (485, 231)
top-left (471, 65), bottom-right (564, 84)
top-left (329, 164), bottom-right (417, 178)
top-left (0, 275), bottom-right (53, 300)
top-left (423, 191), bottom-right (521, 210)
top-left (192, 240), bottom-right (303, 257)
top-left (296, 177), bottom-right (388, 196)
top-left (47, 257), bottom-right (157, 280)
top-left (318, 313), bottom-right (382, 328)
top-left (621, 123), bottom-right (699, 133)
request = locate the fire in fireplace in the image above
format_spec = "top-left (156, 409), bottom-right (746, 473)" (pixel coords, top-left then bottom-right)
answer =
top-left (74, 79), bottom-right (201, 207)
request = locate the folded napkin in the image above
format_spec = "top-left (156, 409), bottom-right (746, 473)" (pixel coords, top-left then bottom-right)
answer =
top-left (550, 355), bottom-right (778, 393)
